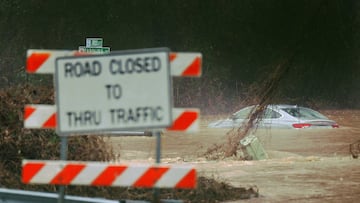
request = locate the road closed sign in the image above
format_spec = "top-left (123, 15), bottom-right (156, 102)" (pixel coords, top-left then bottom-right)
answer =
top-left (54, 48), bottom-right (172, 134)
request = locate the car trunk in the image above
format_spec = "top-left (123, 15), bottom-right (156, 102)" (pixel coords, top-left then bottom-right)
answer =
top-left (295, 119), bottom-right (339, 128)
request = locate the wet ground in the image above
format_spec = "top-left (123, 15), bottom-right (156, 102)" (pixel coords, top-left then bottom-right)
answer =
top-left (109, 110), bottom-right (360, 202)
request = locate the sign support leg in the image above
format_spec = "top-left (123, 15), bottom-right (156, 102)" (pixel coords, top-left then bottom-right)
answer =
top-left (58, 135), bottom-right (68, 203)
top-left (153, 131), bottom-right (161, 203)
top-left (156, 131), bottom-right (161, 164)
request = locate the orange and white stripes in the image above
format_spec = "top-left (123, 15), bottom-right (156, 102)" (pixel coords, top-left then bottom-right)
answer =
top-left (169, 52), bottom-right (202, 77)
top-left (24, 105), bottom-right (199, 132)
top-left (24, 105), bottom-right (56, 128)
top-left (167, 108), bottom-right (199, 132)
top-left (26, 50), bottom-right (87, 74)
top-left (22, 160), bottom-right (196, 189)
top-left (26, 49), bottom-right (202, 77)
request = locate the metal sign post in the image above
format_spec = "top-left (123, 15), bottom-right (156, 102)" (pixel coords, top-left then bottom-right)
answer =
top-left (58, 135), bottom-right (68, 203)
top-left (155, 131), bottom-right (162, 164)
top-left (153, 130), bottom-right (162, 202)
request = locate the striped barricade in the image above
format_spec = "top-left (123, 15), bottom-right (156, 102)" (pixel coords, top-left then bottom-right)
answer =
top-left (26, 50), bottom-right (83, 74)
top-left (169, 52), bottom-right (201, 77)
top-left (166, 108), bottom-right (199, 132)
top-left (22, 160), bottom-right (196, 189)
top-left (24, 104), bottom-right (56, 129)
top-left (24, 105), bottom-right (199, 132)
top-left (26, 49), bottom-right (201, 77)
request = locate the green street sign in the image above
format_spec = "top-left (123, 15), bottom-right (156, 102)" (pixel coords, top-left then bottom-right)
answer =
top-left (78, 46), bottom-right (110, 54)
top-left (86, 38), bottom-right (103, 48)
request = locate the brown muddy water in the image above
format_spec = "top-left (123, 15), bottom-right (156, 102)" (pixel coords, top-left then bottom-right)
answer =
top-left (109, 109), bottom-right (360, 202)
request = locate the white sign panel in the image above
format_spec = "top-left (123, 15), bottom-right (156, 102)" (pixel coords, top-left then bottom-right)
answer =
top-left (55, 48), bottom-right (172, 134)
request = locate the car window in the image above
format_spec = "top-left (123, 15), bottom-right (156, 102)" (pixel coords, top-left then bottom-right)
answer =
top-left (263, 109), bottom-right (282, 119)
top-left (232, 106), bottom-right (253, 119)
top-left (282, 108), bottom-right (300, 117)
top-left (281, 107), bottom-right (328, 119)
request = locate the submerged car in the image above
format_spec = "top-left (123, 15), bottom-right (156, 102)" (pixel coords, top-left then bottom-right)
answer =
top-left (208, 104), bottom-right (339, 129)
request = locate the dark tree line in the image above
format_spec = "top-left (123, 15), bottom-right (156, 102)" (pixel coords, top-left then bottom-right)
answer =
top-left (1, 0), bottom-right (359, 112)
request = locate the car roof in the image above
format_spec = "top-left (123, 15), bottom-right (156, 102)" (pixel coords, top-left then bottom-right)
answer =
top-left (270, 104), bottom-right (299, 109)
top-left (242, 104), bottom-right (308, 111)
